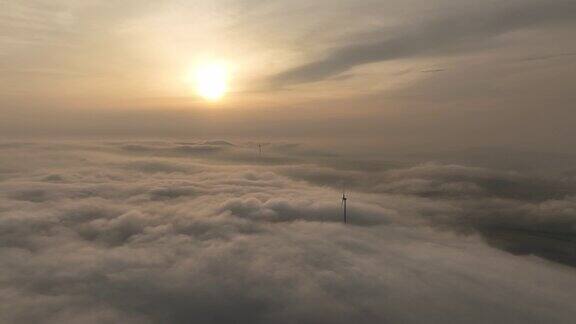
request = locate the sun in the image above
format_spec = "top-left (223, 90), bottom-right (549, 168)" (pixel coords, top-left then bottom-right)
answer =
top-left (191, 62), bottom-right (229, 101)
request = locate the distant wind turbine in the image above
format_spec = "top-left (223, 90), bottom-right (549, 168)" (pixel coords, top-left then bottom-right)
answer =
top-left (341, 187), bottom-right (348, 224)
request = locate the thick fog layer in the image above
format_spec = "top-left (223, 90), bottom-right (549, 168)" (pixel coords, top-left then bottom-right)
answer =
top-left (1, 141), bottom-right (575, 323)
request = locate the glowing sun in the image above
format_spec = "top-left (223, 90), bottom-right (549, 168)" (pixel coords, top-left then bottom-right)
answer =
top-left (191, 62), bottom-right (229, 101)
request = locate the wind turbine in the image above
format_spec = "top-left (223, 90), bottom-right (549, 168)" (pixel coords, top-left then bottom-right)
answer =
top-left (258, 143), bottom-right (262, 157)
top-left (341, 187), bottom-right (348, 224)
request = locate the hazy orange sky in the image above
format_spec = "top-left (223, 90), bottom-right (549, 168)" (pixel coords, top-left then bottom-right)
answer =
top-left (1, 0), bottom-right (575, 150)
top-left (3, 3), bottom-right (576, 322)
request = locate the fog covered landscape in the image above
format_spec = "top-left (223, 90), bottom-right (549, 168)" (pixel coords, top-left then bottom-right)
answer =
top-left (2, 0), bottom-right (576, 322)
top-left (1, 140), bottom-right (576, 323)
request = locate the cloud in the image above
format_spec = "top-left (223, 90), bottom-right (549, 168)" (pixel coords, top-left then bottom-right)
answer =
top-left (279, 161), bottom-right (576, 266)
top-left (271, 0), bottom-right (576, 85)
top-left (1, 141), bottom-right (576, 323)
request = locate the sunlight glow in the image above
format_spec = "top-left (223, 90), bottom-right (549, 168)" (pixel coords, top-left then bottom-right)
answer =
top-left (192, 62), bottom-right (229, 101)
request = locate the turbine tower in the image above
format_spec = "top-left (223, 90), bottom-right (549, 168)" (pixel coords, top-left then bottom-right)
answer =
top-left (258, 143), bottom-right (262, 157)
top-left (341, 188), bottom-right (348, 224)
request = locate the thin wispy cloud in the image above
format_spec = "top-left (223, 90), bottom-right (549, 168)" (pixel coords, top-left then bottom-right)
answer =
top-left (271, 0), bottom-right (576, 85)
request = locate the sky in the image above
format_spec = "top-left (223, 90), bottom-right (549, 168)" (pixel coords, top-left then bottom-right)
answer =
top-left (1, 0), bottom-right (576, 151)
top-left (2, 1), bottom-right (576, 323)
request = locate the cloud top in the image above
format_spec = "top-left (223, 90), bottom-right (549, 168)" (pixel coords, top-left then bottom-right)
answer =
top-left (1, 140), bottom-right (576, 323)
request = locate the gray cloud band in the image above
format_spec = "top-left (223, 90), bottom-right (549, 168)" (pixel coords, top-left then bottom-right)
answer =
top-left (271, 0), bottom-right (576, 85)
